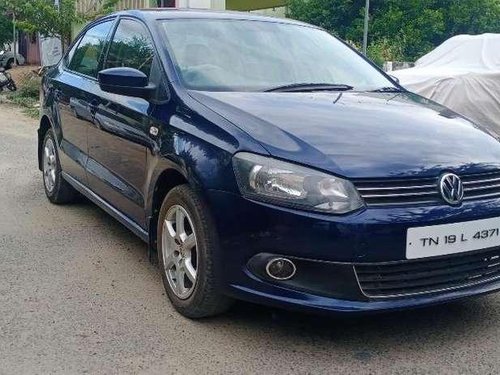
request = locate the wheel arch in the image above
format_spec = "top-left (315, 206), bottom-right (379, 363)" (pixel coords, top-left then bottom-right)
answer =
top-left (37, 115), bottom-right (52, 171)
top-left (147, 167), bottom-right (190, 254)
top-left (145, 119), bottom-right (243, 256)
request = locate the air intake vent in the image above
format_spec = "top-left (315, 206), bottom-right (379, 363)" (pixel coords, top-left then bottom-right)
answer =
top-left (355, 247), bottom-right (500, 298)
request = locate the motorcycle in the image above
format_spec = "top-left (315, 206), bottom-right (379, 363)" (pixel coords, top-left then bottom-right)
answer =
top-left (0, 68), bottom-right (17, 92)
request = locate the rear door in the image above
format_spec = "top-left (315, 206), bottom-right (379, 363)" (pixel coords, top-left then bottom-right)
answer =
top-left (87, 17), bottom-right (160, 227)
top-left (53, 20), bottom-right (115, 184)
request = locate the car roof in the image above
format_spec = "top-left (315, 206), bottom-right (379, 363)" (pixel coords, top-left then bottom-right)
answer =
top-left (111, 8), bottom-right (313, 28)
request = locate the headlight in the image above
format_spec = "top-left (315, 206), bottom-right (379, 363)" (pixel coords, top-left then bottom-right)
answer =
top-left (232, 152), bottom-right (364, 214)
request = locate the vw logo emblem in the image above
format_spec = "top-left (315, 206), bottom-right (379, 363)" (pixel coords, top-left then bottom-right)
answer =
top-left (439, 173), bottom-right (464, 205)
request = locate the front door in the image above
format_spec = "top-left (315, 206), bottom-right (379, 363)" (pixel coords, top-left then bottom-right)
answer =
top-left (87, 18), bottom-right (159, 228)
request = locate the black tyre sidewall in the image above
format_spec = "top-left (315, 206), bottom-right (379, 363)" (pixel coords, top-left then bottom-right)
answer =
top-left (157, 185), bottom-right (229, 317)
top-left (42, 130), bottom-right (65, 203)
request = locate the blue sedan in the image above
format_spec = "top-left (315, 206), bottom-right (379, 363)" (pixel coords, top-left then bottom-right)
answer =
top-left (38, 9), bottom-right (500, 318)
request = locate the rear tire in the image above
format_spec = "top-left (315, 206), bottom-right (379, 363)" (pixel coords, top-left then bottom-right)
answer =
top-left (42, 130), bottom-right (77, 204)
top-left (5, 59), bottom-right (13, 70)
top-left (157, 185), bottom-right (233, 318)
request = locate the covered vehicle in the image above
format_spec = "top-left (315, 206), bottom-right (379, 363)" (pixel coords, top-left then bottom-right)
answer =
top-left (393, 33), bottom-right (500, 134)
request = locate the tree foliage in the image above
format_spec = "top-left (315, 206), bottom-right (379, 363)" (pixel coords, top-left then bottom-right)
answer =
top-left (0, 0), bottom-right (119, 49)
top-left (287, 0), bottom-right (500, 63)
top-left (0, 3), bottom-right (13, 46)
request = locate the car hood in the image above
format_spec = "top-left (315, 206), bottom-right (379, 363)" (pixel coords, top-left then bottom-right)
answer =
top-left (189, 90), bottom-right (500, 178)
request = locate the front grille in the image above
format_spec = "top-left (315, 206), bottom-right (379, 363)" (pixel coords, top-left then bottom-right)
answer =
top-left (355, 170), bottom-right (500, 207)
top-left (462, 171), bottom-right (500, 200)
top-left (355, 247), bottom-right (500, 298)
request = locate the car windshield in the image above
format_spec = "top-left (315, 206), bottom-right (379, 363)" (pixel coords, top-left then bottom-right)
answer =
top-left (160, 19), bottom-right (394, 92)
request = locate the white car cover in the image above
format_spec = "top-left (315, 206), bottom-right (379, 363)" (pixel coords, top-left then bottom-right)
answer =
top-left (392, 33), bottom-right (500, 134)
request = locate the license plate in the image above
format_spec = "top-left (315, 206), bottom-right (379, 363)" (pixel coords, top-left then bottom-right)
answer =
top-left (407, 217), bottom-right (500, 259)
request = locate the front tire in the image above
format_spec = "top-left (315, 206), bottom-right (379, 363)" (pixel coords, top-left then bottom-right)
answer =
top-left (157, 185), bottom-right (232, 318)
top-left (42, 130), bottom-right (77, 204)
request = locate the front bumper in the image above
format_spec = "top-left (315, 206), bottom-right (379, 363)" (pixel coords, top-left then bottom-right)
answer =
top-left (207, 190), bottom-right (500, 314)
top-left (229, 272), bottom-right (500, 314)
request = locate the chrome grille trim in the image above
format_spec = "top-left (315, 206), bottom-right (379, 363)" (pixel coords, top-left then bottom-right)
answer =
top-left (466, 183), bottom-right (500, 191)
top-left (362, 191), bottom-right (437, 199)
top-left (463, 191), bottom-right (500, 201)
top-left (463, 178), bottom-right (500, 186)
top-left (354, 170), bottom-right (500, 207)
top-left (357, 184), bottom-right (436, 191)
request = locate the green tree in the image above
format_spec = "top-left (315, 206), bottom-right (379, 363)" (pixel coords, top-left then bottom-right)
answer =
top-left (287, 0), bottom-right (365, 38)
top-left (440, 0), bottom-right (500, 35)
top-left (0, 6), bottom-right (13, 46)
top-left (287, 0), bottom-right (500, 62)
top-left (0, 0), bottom-right (119, 50)
top-left (4, 0), bottom-right (82, 48)
top-left (365, 0), bottom-right (445, 61)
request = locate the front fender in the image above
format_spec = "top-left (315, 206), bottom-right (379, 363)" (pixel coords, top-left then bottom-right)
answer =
top-left (144, 116), bottom-right (238, 219)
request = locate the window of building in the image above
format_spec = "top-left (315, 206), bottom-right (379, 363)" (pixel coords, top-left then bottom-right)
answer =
top-left (157, 0), bottom-right (176, 7)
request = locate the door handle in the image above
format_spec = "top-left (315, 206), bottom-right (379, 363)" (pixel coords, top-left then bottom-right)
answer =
top-left (88, 99), bottom-right (99, 116)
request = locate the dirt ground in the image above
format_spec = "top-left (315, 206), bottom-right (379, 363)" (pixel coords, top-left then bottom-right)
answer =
top-left (5, 65), bottom-right (39, 83)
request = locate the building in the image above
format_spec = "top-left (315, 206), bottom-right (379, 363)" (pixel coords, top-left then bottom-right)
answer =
top-left (75, 0), bottom-right (286, 14)
top-left (18, 31), bottom-right (41, 65)
top-left (72, 0), bottom-right (287, 40)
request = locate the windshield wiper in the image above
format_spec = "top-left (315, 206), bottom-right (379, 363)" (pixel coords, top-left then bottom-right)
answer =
top-left (371, 86), bottom-right (403, 93)
top-left (264, 83), bottom-right (354, 93)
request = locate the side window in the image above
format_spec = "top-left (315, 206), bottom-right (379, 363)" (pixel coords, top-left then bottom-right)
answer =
top-left (104, 19), bottom-right (155, 78)
top-left (64, 36), bottom-right (82, 66)
top-left (68, 20), bottom-right (114, 78)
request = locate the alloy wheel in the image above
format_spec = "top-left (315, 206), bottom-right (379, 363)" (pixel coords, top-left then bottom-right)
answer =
top-left (162, 204), bottom-right (198, 299)
top-left (43, 138), bottom-right (57, 193)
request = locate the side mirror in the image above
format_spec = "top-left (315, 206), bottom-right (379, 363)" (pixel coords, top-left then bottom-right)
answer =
top-left (98, 67), bottom-right (156, 100)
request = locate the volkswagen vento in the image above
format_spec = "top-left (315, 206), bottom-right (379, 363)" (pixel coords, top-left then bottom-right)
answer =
top-left (38, 9), bottom-right (500, 318)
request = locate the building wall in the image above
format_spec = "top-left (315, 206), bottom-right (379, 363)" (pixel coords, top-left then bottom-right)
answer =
top-left (76, 0), bottom-right (151, 13)
top-left (25, 37), bottom-right (41, 65)
top-left (17, 32), bottom-right (41, 65)
top-left (72, 0), bottom-right (285, 39)
top-left (76, 0), bottom-right (284, 14)
top-left (115, 0), bottom-right (151, 9)
top-left (176, 0), bottom-right (225, 9)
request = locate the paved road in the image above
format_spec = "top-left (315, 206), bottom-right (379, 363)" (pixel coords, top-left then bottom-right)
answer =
top-left (1, 104), bottom-right (500, 374)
